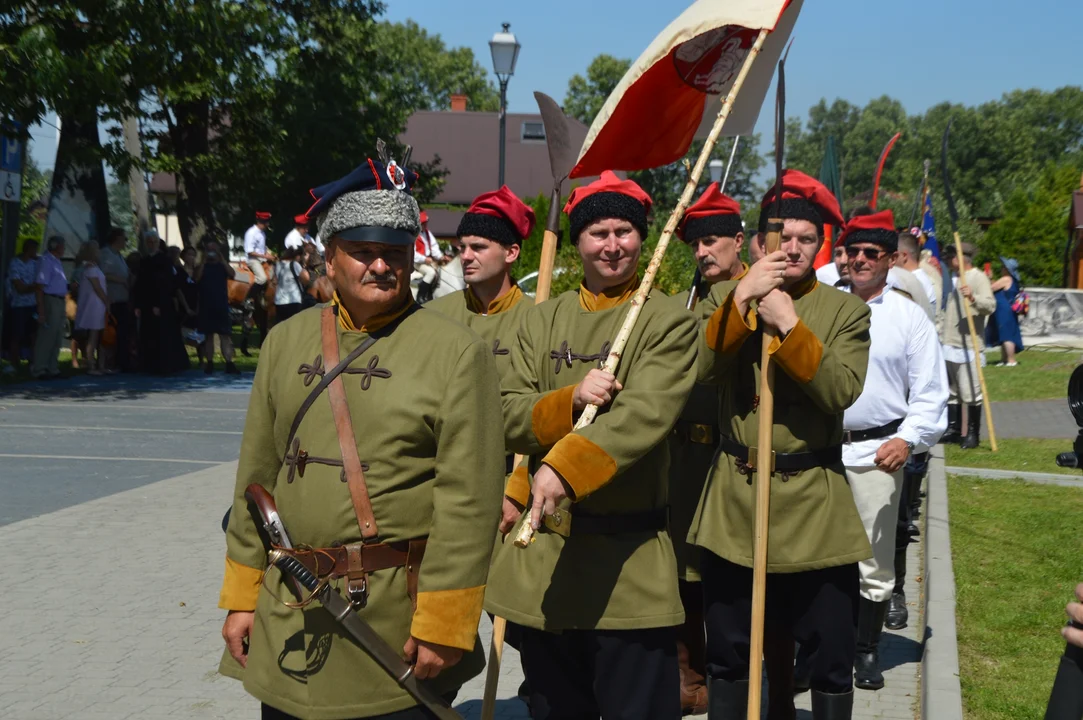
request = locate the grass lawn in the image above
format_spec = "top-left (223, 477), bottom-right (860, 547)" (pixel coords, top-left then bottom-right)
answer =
top-left (949, 476), bottom-right (1083, 720)
top-left (982, 348), bottom-right (1078, 402)
top-left (944, 438), bottom-right (1074, 476)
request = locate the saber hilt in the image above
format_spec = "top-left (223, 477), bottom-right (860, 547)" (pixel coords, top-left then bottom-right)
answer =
top-left (269, 548), bottom-right (319, 591)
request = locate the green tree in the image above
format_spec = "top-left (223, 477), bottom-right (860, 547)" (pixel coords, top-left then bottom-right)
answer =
top-left (981, 164), bottom-right (1080, 287)
top-left (564, 54), bottom-right (630, 126)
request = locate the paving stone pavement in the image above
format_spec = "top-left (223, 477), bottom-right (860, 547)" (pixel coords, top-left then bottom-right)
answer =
top-left (0, 455), bottom-right (926, 720)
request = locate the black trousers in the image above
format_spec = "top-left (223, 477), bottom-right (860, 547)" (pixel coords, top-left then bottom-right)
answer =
top-left (262, 699), bottom-right (454, 720)
top-left (701, 551), bottom-right (859, 694)
top-left (520, 626), bottom-right (681, 720)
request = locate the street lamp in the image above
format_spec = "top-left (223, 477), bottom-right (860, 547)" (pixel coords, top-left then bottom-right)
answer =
top-left (490, 22), bottom-right (520, 187)
top-left (708, 158), bottom-right (724, 184)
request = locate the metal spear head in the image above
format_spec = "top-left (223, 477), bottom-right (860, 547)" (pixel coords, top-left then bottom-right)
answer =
top-left (534, 92), bottom-right (578, 189)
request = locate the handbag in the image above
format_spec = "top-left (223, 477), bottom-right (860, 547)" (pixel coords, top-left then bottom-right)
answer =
top-left (1011, 290), bottom-right (1029, 317)
top-left (290, 261), bottom-right (319, 309)
top-left (101, 313), bottom-right (117, 347)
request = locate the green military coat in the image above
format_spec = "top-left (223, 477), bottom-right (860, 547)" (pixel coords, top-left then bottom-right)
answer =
top-left (689, 276), bottom-right (874, 573)
top-left (484, 281), bottom-right (698, 631)
top-left (426, 283), bottom-right (530, 387)
top-left (218, 300), bottom-right (504, 719)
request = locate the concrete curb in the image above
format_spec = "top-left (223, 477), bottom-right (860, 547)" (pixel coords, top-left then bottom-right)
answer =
top-left (921, 447), bottom-right (964, 720)
top-left (945, 465), bottom-right (1083, 487)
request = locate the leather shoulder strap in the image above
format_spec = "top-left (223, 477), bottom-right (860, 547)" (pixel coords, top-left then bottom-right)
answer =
top-left (321, 306), bottom-right (380, 540)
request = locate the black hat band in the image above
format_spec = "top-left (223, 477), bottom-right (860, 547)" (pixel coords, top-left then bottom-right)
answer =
top-left (843, 228), bottom-right (898, 252)
top-left (457, 212), bottom-right (521, 246)
top-left (682, 214), bottom-right (744, 244)
top-left (757, 198), bottom-right (824, 235)
top-left (569, 192), bottom-right (649, 244)
top-left (333, 225), bottom-right (416, 246)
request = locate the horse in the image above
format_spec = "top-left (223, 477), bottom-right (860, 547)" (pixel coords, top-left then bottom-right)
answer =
top-left (228, 261), bottom-right (276, 355)
top-left (411, 256), bottom-right (465, 303)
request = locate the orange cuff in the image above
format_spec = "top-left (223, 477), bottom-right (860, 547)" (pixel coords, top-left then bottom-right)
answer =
top-left (531, 384), bottom-right (576, 446)
top-left (218, 557), bottom-right (264, 611)
top-left (543, 433), bottom-right (618, 501)
top-left (706, 291), bottom-right (756, 355)
top-left (411, 585), bottom-right (486, 651)
top-left (504, 464), bottom-right (531, 507)
top-left (769, 320), bottom-right (823, 384)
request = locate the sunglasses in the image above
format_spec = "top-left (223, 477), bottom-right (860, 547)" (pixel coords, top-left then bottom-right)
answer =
top-left (845, 246), bottom-right (885, 261)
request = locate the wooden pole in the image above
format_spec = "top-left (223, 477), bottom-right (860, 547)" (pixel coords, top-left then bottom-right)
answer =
top-left (747, 224), bottom-right (782, 720)
top-left (513, 26), bottom-right (772, 548)
top-left (481, 190), bottom-right (564, 720)
top-left (952, 231), bottom-right (999, 451)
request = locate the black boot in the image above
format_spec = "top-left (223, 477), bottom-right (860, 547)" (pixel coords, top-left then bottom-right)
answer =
top-left (707, 677), bottom-right (747, 720)
top-left (885, 546), bottom-right (908, 630)
top-left (940, 404), bottom-right (961, 444)
top-left (854, 598), bottom-right (887, 690)
top-left (811, 689), bottom-right (854, 719)
top-left (906, 468), bottom-right (923, 534)
top-left (960, 404), bottom-right (982, 450)
top-left (793, 643), bottom-right (811, 694)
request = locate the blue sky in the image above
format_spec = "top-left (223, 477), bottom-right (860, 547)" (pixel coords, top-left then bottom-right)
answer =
top-left (28, 0), bottom-right (1083, 171)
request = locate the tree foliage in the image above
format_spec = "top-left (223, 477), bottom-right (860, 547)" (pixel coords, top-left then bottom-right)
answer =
top-left (564, 54), bottom-right (630, 127)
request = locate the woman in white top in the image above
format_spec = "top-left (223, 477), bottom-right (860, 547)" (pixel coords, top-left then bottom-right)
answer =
top-left (73, 242), bottom-right (110, 375)
top-left (273, 246), bottom-right (310, 323)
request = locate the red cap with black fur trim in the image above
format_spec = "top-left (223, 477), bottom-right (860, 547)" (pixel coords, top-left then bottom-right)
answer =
top-left (563, 171), bottom-right (652, 243)
top-left (679, 182), bottom-right (743, 242)
top-left (757, 169), bottom-right (845, 233)
top-left (456, 186), bottom-right (536, 245)
top-left (838, 209), bottom-right (898, 251)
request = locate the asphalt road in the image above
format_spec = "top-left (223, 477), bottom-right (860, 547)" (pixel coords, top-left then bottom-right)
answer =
top-left (0, 371), bottom-right (251, 527)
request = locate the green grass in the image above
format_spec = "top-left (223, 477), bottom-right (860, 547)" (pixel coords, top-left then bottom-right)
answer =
top-left (949, 476), bottom-right (1083, 720)
top-left (982, 348), bottom-right (1077, 402)
top-left (945, 438), bottom-right (1074, 476)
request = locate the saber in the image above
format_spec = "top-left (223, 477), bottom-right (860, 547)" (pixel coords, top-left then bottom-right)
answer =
top-left (686, 135), bottom-right (742, 312)
top-left (941, 119), bottom-right (998, 452)
top-left (244, 485), bottom-right (462, 720)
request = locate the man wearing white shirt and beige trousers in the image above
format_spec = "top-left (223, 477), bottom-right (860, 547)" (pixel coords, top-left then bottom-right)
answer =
top-left (837, 210), bottom-right (947, 691)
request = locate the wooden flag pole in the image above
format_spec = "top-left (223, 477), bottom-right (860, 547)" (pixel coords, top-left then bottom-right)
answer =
top-left (513, 26), bottom-right (771, 549)
top-left (951, 231), bottom-right (999, 452)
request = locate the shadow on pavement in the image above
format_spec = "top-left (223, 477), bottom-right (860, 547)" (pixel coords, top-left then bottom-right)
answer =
top-left (455, 698), bottom-right (530, 720)
top-left (0, 369), bottom-right (252, 402)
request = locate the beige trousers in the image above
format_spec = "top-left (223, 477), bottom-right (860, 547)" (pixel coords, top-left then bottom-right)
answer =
top-left (31, 295), bottom-right (66, 377)
top-left (947, 358), bottom-right (982, 404)
top-left (846, 466), bottom-right (905, 602)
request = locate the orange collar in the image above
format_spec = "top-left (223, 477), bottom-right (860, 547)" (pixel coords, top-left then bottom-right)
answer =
top-left (578, 275), bottom-right (639, 312)
top-left (333, 291), bottom-right (413, 333)
top-left (465, 283), bottom-right (523, 316)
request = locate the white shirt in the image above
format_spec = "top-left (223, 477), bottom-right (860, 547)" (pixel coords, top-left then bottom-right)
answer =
top-left (816, 262), bottom-right (841, 286)
top-left (243, 225), bottom-right (266, 256)
top-left (284, 229), bottom-right (325, 255)
top-left (274, 260), bottom-right (304, 305)
top-left (842, 287), bottom-right (949, 467)
top-left (887, 267), bottom-right (934, 323)
top-left (910, 266), bottom-right (937, 312)
top-left (414, 229), bottom-right (444, 264)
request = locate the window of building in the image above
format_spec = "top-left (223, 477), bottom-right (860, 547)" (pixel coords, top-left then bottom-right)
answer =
top-left (521, 121), bottom-right (546, 142)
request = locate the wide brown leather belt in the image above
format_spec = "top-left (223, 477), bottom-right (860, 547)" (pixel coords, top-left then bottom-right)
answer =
top-left (281, 539), bottom-right (427, 608)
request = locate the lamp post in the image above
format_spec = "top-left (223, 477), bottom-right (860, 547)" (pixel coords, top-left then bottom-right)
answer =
top-left (489, 22), bottom-right (520, 188)
top-left (708, 158), bottom-right (724, 184)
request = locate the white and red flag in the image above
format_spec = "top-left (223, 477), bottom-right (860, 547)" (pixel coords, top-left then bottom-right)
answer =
top-left (570, 0), bottom-right (802, 179)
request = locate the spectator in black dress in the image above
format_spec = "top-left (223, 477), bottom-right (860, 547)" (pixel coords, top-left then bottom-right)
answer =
top-left (132, 231), bottom-right (189, 374)
top-left (195, 239), bottom-right (239, 374)
top-left (176, 246), bottom-right (203, 366)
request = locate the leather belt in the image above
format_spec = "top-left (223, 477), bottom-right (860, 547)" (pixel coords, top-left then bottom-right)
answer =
top-left (842, 418), bottom-right (904, 444)
top-left (564, 508), bottom-right (667, 537)
top-left (281, 539), bottom-right (427, 608)
top-left (673, 422), bottom-right (716, 445)
top-left (718, 435), bottom-right (842, 474)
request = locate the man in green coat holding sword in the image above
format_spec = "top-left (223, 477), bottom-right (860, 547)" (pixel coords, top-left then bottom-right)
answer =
top-left (218, 155), bottom-right (505, 720)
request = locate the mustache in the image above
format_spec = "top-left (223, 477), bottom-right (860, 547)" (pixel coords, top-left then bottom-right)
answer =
top-left (362, 271), bottom-right (396, 284)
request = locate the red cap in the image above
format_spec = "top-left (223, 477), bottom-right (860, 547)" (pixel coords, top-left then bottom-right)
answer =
top-left (563, 171), bottom-right (652, 217)
top-left (457, 186), bottom-right (536, 244)
top-left (678, 182), bottom-right (742, 240)
top-left (837, 209), bottom-right (898, 250)
top-left (255, 211), bottom-right (271, 221)
top-left (759, 169), bottom-right (845, 227)
top-left (419, 210), bottom-right (429, 224)
top-left (293, 214), bottom-right (309, 225)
